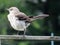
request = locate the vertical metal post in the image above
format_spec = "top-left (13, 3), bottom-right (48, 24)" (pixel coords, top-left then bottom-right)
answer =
top-left (0, 39), bottom-right (1, 45)
top-left (51, 32), bottom-right (54, 45)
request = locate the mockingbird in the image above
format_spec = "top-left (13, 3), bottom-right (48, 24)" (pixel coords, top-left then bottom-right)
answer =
top-left (7, 7), bottom-right (49, 36)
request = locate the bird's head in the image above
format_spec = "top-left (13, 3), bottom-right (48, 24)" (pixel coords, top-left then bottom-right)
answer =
top-left (7, 7), bottom-right (20, 14)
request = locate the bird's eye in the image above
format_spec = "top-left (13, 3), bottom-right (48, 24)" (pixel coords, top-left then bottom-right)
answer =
top-left (10, 8), bottom-right (13, 11)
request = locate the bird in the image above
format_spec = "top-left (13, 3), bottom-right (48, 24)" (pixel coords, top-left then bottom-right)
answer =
top-left (7, 7), bottom-right (49, 37)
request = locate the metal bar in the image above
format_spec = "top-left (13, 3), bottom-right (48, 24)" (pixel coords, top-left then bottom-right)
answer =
top-left (0, 35), bottom-right (60, 41)
top-left (51, 33), bottom-right (54, 45)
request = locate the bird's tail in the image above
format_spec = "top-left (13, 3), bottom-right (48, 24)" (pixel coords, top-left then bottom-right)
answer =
top-left (30, 14), bottom-right (49, 21)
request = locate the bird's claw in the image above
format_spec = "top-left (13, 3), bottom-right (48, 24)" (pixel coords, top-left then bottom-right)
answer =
top-left (22, 35), bottom-right (26, 40)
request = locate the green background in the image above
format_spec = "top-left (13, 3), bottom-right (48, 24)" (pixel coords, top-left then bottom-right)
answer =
top-left (0, 0), bottom-right (60, 45)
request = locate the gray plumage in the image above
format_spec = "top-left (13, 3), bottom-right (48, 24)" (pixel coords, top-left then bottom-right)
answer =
top-left (7, 7), bottom-right (49, 35)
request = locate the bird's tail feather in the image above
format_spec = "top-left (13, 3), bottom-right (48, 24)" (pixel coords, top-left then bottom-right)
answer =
top-left (30, 14), bottom-right (49, 21)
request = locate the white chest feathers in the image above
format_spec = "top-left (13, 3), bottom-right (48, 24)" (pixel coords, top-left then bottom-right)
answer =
top-left (7, 15), bottom-right (30, 31)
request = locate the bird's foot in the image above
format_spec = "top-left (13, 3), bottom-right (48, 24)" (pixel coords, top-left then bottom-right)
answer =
top-left (16, 31), bottom-right (20, 35)
top-left (21, 35), bottom-right (26, 40)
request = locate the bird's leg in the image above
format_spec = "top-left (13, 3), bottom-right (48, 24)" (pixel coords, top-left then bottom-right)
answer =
top-left (22, 29), bottom-right (26, 39)
top-left (24, 29), bottom-right (26, 35)
top-left (17, 31), bottom-right (20, 35)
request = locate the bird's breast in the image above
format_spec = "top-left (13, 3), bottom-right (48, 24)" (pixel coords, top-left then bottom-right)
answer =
top-left (7, 15), bottom-right (30, 31)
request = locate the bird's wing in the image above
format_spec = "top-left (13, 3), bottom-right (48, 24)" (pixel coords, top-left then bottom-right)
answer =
top-left (15, 12), bottom-right (31, 23)
top-left (15, 13), bottom-right (49, 22)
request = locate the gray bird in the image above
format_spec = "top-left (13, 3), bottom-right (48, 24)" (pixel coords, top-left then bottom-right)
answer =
top-left (7, 7), bottom-right (49, 37)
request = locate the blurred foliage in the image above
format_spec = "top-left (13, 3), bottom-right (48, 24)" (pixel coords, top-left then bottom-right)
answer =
top-left (0, 0), bottom-right (60, 45)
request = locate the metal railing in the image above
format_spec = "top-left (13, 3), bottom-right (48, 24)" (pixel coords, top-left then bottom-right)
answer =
top-left (0, 35), bottom-right (60, 45)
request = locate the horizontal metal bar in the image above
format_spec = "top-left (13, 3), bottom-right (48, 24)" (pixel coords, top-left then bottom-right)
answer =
top-left (0, 35), bottom-right (60, 41)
